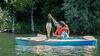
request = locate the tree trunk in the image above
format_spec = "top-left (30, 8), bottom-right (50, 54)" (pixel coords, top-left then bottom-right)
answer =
top-left (12, 17), bottom-right (15, 33)
top-left (31, 2), bottom-right (34, 32)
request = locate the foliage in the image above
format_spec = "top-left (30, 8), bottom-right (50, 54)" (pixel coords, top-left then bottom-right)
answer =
top-left (62, 0), bottom-right (100, 35)
top-left (5, 0), bottom-right (33, 12)
top-left (1, 0), bottom-right (34, 33)
top-left (0, 7), bottom-right (12, 30)
top-left (15, 22), bottom-right (31, 33)
top-left (0, 0), bottom-right (100, 35)
top-left (33, 0), bottom-right (63, 33)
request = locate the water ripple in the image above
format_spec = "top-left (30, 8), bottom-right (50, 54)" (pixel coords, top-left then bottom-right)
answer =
top-left (16, 45), bottom-right (97, 56)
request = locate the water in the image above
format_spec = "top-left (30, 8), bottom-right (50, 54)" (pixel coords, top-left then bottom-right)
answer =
top-left (0, 33), bottom-right (99, 56)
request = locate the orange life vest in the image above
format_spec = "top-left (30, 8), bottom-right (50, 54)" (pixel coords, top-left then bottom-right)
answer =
top-left (54, 26), bottom-right (68, 35)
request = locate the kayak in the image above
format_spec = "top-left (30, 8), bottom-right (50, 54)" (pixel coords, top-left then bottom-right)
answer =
top-left (15, 37), bottom-right (97, 46)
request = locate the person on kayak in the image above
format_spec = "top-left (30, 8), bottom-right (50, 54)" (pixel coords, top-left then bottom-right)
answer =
top-left (48, 13), bottom-right (70, 38)
top-left (53, 21), bottom-right (70, 38)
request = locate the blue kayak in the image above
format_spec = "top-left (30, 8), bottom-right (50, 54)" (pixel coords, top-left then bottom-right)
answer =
top-left (15, 37), bottom-right (97, 46)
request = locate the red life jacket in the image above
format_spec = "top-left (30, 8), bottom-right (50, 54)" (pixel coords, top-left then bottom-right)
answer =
top-left (54, 27), bottom-right (68, 35)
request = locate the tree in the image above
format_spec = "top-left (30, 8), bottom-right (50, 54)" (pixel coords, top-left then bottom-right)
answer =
top-left (0, 7), bottom-right (12, 30)
top-left (62, 0), bottom-right (100, 35)
top-left (4, 0), bottom-right (35, 33)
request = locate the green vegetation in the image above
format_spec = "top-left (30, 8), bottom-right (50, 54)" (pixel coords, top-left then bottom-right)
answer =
top-left (0, 0), bottom-right (100, 35)
top-left (0, 7), bottom-right (12, 30)
top-left (62, 0), bottom-right (100, 35)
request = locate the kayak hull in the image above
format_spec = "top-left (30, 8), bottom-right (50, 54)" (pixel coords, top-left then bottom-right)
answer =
top-left (15, 37), bottom-right (97, 46)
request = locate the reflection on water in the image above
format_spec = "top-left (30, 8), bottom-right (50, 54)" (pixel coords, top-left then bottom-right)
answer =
top-left (16, 45), bottom-right (97, 56)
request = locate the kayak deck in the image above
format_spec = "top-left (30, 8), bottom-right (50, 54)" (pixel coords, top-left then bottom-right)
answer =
top-left (15, 37), bottom-right (97, 46)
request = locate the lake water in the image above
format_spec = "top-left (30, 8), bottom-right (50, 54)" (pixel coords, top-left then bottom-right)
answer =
top-left (0, 33), bottom-right (99, 56)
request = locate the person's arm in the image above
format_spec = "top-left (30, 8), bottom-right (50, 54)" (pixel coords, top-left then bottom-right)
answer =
top-left (67, 26), bottom-right (70, 35)
top-left (54, 22), bottom-right (59, 27)
top-left (48, 13), bottom-right (58, 27)
top-left (48, 13), bottom-right (57, 23)
top-left (65, 24), bottom-right (70, 35)
top-left (68, 29), bottom-right (70, 35)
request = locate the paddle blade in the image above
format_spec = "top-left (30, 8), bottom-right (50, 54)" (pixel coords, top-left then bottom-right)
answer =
top-left (46, 23), bottom-right (52, 37)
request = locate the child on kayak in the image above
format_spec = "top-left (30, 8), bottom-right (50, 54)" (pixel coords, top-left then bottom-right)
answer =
top-left (48, 13), bottom-right (70, 38)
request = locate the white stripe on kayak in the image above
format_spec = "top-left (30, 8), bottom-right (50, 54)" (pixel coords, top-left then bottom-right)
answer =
top-left (46, 39), bottom-right (96, 41)
top-left (16, 37), bottom-right (96, 41)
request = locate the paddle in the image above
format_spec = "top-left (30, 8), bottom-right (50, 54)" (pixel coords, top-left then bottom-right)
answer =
top-left (82, 36), bottom-right (95, 40)
top-left (46, 13), bottom-right (58, 38)
top-left (46, 22), bottom-right (52, 38)
top-left (31, 34), bottom-right (46, 41)
top-left (32, 37), bottom-right (46, 41)
top-left (45, 13), bottom-right (58, 38)
top-left (37, 34), bottom-right (46, 37)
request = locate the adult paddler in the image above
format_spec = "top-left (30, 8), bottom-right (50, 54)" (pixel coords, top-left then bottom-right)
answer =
top-left (48, 13), bottom-right (70, 39)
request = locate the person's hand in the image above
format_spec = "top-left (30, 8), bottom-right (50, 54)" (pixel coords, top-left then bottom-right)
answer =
top-left (48, 13), bottom-right (51, 16)
top-left (53, 33), bottom-right (57, 37)
top-left (48, 13), bottom-right (52, 18)
top-left (48, 13), bottom-right (51, 20)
